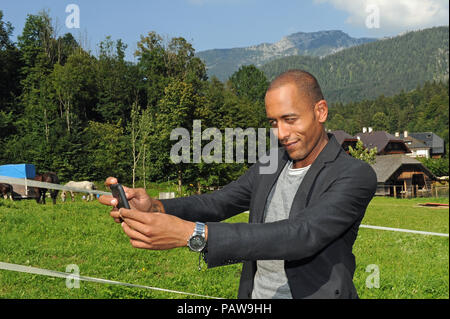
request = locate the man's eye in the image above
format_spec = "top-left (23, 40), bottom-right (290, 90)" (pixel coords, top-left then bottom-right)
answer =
top-left (269, 121), bottom-right (277, 127)
top-left (285, 118), bottom-right (296, 123)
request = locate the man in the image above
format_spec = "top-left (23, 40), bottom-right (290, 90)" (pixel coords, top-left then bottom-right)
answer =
top-left (99, 70), bottom-right (377, 299)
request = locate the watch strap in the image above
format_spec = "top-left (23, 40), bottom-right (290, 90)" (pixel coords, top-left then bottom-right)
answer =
top-left (194, 221), bottom-right (205, 236)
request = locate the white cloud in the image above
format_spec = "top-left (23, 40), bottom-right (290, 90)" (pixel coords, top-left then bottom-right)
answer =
top-left (315, 0), bottom-right (449, 32)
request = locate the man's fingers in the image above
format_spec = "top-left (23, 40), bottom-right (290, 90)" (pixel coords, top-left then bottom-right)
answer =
top-left (121, 216), bottom-right (149, 236)
top-left (98, 194), bottom-right (118, 207)
top-left (122, 222), bottom-right (168, 250)
top-left (119, 207), bottom-right (149, 223)
top-left (121, 186), bottom-right (136, 200)
top-left (129, 239), bottom-right (153, 250)
top-left (110, 208), bottom-right (120, 219)
top-left (122, 186), bottom-right (149, 202)
top-left (121, 221), bottom-right (151, 243)
top-left (117, 209), bottom-right (189, 250)
top-left (104, 176), bottom-right (118, 187)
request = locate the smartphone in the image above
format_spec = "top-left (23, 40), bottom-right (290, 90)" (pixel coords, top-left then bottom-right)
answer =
top-left (110, 183), bottom-right (130, 209)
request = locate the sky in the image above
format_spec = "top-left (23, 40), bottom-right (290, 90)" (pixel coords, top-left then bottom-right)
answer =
top-left (1, 0), bottom-right (449, 62)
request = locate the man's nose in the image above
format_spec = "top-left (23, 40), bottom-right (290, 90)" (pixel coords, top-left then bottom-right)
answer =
top-left (277, 122), bottom-right (290, 142)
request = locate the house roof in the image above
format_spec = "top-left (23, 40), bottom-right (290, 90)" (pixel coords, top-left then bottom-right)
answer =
top-left (330, 130), bottom-right (357, 145)
top-left (408, 132), bottom-right (445, 154)
top-left (356, 131), bottom-right (410, 153)
top-left (402, 135), bottom-right (429, 150)
top-left (371, 154), bottom-right (435, 183)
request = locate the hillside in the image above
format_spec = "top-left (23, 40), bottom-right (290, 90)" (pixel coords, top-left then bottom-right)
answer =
top-left (260, 26), bottom-right (449, 104)
top-left (196, 30), bottom-right (376, 81)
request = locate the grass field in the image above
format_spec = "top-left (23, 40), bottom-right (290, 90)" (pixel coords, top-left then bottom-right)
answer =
top-left (0, 194), bottom-right (448, 299)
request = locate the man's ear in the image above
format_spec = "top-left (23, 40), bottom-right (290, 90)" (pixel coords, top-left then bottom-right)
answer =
top-left (315, 100), bottom-right (328, 123)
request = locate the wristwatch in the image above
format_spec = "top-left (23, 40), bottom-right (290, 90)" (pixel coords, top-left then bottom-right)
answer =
top-left (187, 222), bottom-right (207, 252)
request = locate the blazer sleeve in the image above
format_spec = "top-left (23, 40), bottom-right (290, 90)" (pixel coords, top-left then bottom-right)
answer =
top-left (205, 161), bottom-right (377, 268)
top-left (159, 162), bottom-right (259, 222)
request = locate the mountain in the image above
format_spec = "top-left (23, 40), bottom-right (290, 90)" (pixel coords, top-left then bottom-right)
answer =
top-left (196, 30), bottom-right (377, 81)
top-left (260, 26), bottom-right (449, 104)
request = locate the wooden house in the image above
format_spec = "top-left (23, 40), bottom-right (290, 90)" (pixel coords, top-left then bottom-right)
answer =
top-left (371, 154), bottom-right (436, 197)
top-left (331, 130), bottom-right (437, 198)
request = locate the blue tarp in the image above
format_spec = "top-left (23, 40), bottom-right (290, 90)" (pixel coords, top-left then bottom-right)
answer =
top-left (0, 164), bottom-right (36, 179)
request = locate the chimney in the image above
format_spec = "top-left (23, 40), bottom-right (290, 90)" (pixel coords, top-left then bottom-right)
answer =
top-left (362, 127), bottom-right (367, 133)
top-left (404, 130), bottom-right (408, 138)
top-left (368, 127), bottom-right (373, 133)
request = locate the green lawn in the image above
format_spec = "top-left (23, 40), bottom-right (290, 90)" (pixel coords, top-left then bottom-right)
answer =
top-left (0, 195), bottom-right (448, 299)
top-left (353, 196), bottom-right (449, 299)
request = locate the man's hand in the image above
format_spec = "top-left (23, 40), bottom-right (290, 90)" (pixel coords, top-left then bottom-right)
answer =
top-left (98, 177), bottom-right (208, 250)
top-left (118, 208), bottom-right (202, 250)
top-left (98, 177), bottom-right (165, 223)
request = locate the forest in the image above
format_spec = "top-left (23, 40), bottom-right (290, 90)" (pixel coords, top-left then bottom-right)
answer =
top-left (0, 11), bottom-right (271, 193)
top-left (0, 11), bottom-right (448, 193)
top-left (261, 26), bottom-right (449, 104)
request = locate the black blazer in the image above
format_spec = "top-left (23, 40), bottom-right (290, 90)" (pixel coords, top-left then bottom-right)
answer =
top-left (161, 133), bottom-right (377, 299)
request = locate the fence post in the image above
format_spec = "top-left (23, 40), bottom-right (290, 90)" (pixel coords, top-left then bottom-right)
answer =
top-left (403, 180), bottom-right (407, 198)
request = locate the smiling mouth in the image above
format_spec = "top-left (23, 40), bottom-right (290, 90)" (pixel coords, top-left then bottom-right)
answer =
top-left (283, 140), bottom-right (299, 150)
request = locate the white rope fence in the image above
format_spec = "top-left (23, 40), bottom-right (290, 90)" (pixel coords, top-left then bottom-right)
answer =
top-left (0, 262), bottom-right (222, 299)
top-left (0, 176), bottom-right (111, 196)
top-left (359, 224), bottom-right (448, 237)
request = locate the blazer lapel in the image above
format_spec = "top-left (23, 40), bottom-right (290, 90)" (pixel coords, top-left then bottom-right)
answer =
top-left (251, 148), bottom-right (288, 223)
top-left (289, 134), bottom-right (342, 218)
top-left (289, 161), bottom-right (325, 214)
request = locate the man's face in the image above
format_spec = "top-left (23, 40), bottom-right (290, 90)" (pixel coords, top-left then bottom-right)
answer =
top-left (265, 83), bottom-right (327, 164)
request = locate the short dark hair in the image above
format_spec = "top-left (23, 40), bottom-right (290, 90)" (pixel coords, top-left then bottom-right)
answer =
top-left (267, 69), bottom-right (324, 105)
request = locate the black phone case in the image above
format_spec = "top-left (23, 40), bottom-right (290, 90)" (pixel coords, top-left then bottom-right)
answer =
top-left (110, 183), bottom-right (130, 209)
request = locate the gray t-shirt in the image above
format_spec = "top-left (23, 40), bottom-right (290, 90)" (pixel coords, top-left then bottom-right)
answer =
top-left (252, 160), bottom-right (311, 299)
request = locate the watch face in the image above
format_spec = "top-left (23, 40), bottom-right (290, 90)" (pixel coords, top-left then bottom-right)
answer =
top-left (189, 235), bottom-right (205, 252)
